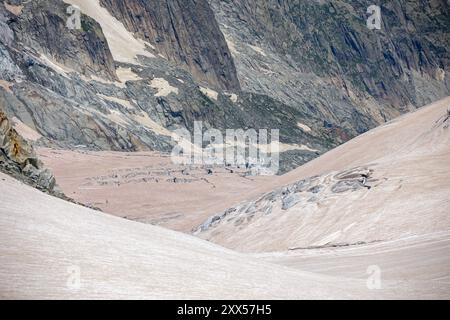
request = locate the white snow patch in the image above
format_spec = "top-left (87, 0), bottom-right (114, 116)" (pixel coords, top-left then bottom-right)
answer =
top-left (116, 67), bottom-right (142, 82)
top-left (259, 142), bottom-right (318, 153)
top-left (79, 106), bottom-right (129, 127)
top-left (4, 2), bottom-right (23, 15)
top-left (37, 54), bottom-right (74, 78)
top-left (80, 67), bottom-right (141, 88)
top-left (285, 143), bottom-right (318, 153)
top-left (211, 141), bottom-right (317, 154)
top-left (133, 113), bottom-right (205, 157)
top-left (225, 93), bottom-right (238, 103)
top-left (64, 0), bottom-right (155, 64)
top-left (435, 67), bottom-right (445, 81)
top-left (225, 35), bottom-right (239, 57)
top-left (297, 122), bottom-right (312, 133)
top-left (248, 45), bottom-right (267, 57)
top-left (150, 78), bottom-right (179, 97)
top-left (106, 110), bottom-right (130, 126)
top-left (97, 94), bottom-right (134, 110)
top-left (134, 112), bottom-right (172, 137)
top-left (200, 86), bottom-right (218, 101)
top-left (143, 41), bottom-right (155, 50)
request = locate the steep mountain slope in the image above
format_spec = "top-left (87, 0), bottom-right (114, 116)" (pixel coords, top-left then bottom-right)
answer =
top-left (9, 0), bottom-right (117, 81)
top-left (0, 0), bottom-right (449, 301)
top-left (210, 0), bottom-right (450, 135)
top-left (1, 0), bottom-right (337, 172)
top-left (2, 0), bottom-right (448, 174)
top-left (98, 0), bottom-right (240, 91)
top-left (195, 97), bottom-right (450, 253)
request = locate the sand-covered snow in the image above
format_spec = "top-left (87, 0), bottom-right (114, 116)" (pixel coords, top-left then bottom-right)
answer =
top-left (0, 172), bottom-right (379, 299)
top-left (4, 2), bottom-right (23, 16)
top-left (36, 149), bottom-right (272, 232)
top-left (196, 97), bottom-right (450, 252)
top-left (2, 96), bottom-right (449, 299)
top-left (1, 171), bottom-right (448, 298)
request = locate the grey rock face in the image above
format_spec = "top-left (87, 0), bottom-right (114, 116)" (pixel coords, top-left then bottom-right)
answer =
top-left (0, 11), bottom-right (330, 173)
top-left (99, 0), bottom-right (240, 91)
top-left (0, 10), bottom-right (14, 46)
top-left (0, 0), bottom-right (448, 176)
top-left (210, 0), bottom-right (450, 136)
top-left (6, 0), bottom-right (117, 81)
top-left (282, 194), bottom-right (301, 210)
top-left (0, 43), bottom-right (23, 81)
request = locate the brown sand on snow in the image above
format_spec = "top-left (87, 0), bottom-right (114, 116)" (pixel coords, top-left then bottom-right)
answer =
top-left (37, 149), bottom-right (273, 232)
top-left (38, 97), bottom-right (450, 237)
top-left (1, 97), bottom-right (449, 299)
top-left (1, 172), bottom-right (448, 299)
top-left (279, 96), bottom-right (450, 186)
top-left (0, 172), bottom-right (381, 299)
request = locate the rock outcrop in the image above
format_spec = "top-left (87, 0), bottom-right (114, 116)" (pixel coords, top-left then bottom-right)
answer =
top-left (0, 108), bottom-right (57, 194)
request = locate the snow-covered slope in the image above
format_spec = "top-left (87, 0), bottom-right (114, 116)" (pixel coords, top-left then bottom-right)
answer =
top-left (196, 97), bottom-right (450, 253)
top-left (1, 96), bottom-right (449, 299)
top-left (0, 172), bottom-right (375, 299)
top-left (1, 170), bottom-right (449, 299)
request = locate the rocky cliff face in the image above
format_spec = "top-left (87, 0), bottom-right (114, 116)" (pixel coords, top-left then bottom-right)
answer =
top-left (0, 0), bottom-right (448, 175)
top-left (7, 0), bottom-right (117, 81)
top-left (210, 0), bottom-right (449, 131)
top-left (99, 0), bottom-right (240, 91)
top-left (0, 0), bottom-right (338, 174)
top-left (0, 108), bottom-right (56, 194)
